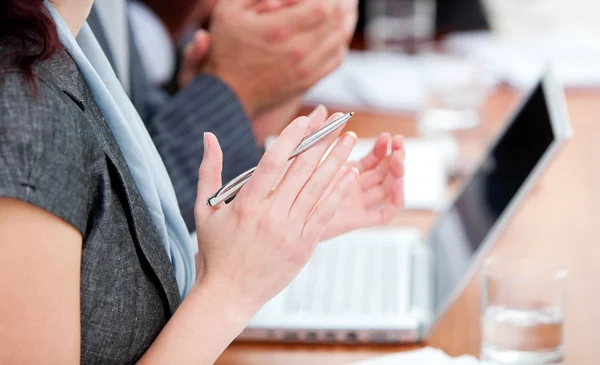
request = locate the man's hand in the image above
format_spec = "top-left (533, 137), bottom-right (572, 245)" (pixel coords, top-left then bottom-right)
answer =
top-left (254, 0), bottom-right (358, 41)
top-left (202, 0), bottom-right (351, 118)
top-left (341, 0), bottom-right (359, 43)
top-left (176, 28), bottom-right (301, 148)
top-left (176, 29), bottom-right (302, 147)
top-left (177, 0), bottom-right (359, 141)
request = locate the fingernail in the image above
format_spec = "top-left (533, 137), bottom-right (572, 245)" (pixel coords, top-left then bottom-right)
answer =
top-left (203, 132), bottom-right (208, 153)
top-left (297, 116), bottom-right (310, 128)
top-left (341, 132), bottom-right (356, 147)
top-left (309, 105), bottom-right (325, 119)
top-left (345, 167), bottom-right (359, 182)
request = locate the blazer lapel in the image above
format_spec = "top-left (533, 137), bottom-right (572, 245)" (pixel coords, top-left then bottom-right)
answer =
top-left (58, 86), bottom-right (182, 314)
top-left (102, 139), bottom-right (182, 314)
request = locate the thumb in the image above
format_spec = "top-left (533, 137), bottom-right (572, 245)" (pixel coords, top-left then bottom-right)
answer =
top-left (252, 0), bottom-right (286, 13)
top-left (190, 29), bottom-right (211, 62)
top-left (179, 30), bottom-right (211, 87)
top-left (182, 30), bottom-right (211, 67)
top-left (196, 132), bottom-right (224, 222)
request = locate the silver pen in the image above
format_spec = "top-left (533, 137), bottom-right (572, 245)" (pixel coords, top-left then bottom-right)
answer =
top-left (207, 112), bottom-right (354, 207)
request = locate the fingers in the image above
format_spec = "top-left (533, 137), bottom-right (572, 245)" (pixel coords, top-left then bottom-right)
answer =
top-left (361, 150), bottom-right (405, 209)
top-left (390, 174), bottom-right (404, 208)
top-left (345, 11), bottom-right (358, 43)
top-left (357, 133), bottom-right (391, 173)
top-left (359, 143), bottom-right (405, 212)
top-left (357, 163), bottom-right (387, 190)
top-left (302, 167), bottom-right (358, 240)
top-left (240, 116), bottom-right (311, 202)
top-left (281, 0), bottom-right (302, 6)
top-left (302, 41), bottom-right (347, 91)
top-left (252, 0), bottom-right (286, 13)
top-left (342, 0), bottom-right (359, 42)
top-left (196, 133), bottom-right (224, 222)
top-left (355, 133), bottom-right (403, 174)
top-left (308, 104), bottom-right (328, 123)
top-left (260, 0), bottom-right (336, 35)
top-left (380, 178), bottom-right (405, 221)
top-left (389, 149), bottom-right (405, 178)
top-left (297, 7), bottom-right (347, 89)
top-left (357, 135), bottom-right (404, 188)
top-left (272, 112), bottom-right (345, 211)
top-left (391, 134), bottom-right (404, 152)
top-left (363, 174), bottom-right (404, 226)
top-left (228, 0), bottom-right (261, 8)
top-left (290, 131), bottom-right (357, 220)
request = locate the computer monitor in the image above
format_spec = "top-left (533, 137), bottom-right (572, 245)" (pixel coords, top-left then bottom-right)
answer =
top-left (428, 74), bottom-right (572, 319)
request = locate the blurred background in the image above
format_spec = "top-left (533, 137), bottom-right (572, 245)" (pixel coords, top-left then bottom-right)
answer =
top-left (134, 0), bottom-right (600, 209)
top-left (302, 0), bottom-right (599, 184)
top-left (309, 0), bottom-right (600, 113)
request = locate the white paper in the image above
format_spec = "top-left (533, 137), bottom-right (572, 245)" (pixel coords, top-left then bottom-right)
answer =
top-left (444, 28), bottom-right (600, 89)
top-left (304, 52), bottom-right (428, 114)
top-left (353, 138), bottom-right (446, 210)
top-left (304, 51), bottom-right (496, 114)
top-left (306, 27), bottom-right (600, 116)
top-left (349, 347), bottom-right (481, 365)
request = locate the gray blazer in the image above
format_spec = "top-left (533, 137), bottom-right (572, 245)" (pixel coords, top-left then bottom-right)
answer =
top-left (0, 45), bottom-right (180, 364)
top-left (88, 6), bottom-right (261, 231)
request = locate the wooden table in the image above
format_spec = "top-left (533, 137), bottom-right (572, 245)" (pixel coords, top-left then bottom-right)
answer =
top-left (216, 88), bottom-right (600, 365)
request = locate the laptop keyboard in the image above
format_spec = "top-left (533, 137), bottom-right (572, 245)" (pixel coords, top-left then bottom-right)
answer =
top-left (283, 236), bottom-right (411, 315)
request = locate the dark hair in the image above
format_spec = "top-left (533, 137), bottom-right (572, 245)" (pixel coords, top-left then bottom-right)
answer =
top-left (0, 0), bottom-right (60, 81)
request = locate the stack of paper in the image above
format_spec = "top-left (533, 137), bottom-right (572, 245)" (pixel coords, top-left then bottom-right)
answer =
top-left (349, 347), bottom-right (480, 365)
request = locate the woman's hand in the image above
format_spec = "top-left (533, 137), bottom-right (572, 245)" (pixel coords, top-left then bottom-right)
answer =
top-left (322, 133), bottom-right (405, 240)
top-left (140, 108), bottom-right (404, 364)
top-left (193, 107), bottom-right (357, 314)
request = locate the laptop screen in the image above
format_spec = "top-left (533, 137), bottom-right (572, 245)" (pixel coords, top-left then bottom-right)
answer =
top-left (430, 82), bottom-right (556, 315)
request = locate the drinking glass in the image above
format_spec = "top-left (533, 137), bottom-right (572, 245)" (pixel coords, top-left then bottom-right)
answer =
top-left (417, 54), bottom-right (491, 176)
top-left (481, 258), bottom-right (568, 365)
top-left (365, 0), bottom-right (436, 54)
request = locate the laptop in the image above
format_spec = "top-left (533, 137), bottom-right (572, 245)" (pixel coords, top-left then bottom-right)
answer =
top-left (238, 72), bottom-right (572, 343)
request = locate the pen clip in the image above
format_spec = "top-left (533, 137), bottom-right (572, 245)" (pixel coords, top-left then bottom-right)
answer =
top-left (207, 167), bottom-right (253, 206)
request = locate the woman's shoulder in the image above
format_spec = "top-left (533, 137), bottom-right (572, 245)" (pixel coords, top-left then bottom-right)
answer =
top-left (0, 50), bottom-right (94, 156)
top-left (1, 52), bottom-right (83, 125)
top-left (0, 53), bottom-right (98, 234)
top-left (0, 70), bottom-right (92, 170)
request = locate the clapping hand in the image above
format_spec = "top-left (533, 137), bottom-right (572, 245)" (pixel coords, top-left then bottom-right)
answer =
top-left (306, 106), bottom-right (405, 241)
